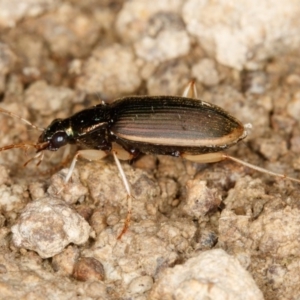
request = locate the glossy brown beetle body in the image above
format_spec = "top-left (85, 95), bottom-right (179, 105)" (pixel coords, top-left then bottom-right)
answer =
top-left (38, 95), bottom-right (247, 158)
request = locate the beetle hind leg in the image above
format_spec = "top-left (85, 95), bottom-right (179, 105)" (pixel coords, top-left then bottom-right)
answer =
top-left (223, 154), bottom-right (300, 184)
top-left (182, 152), bottom-right (226, 163)
top-left (183, 152), bottom-right (300, 184)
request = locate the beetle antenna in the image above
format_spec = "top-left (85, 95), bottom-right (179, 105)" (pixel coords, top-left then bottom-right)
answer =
top-left (223, 154), bottom-right (300, 184)
top-left (0, 141), bottom-right (49, 153)
top-left (0, 107), bottom-right (44, 131)
top-left (0, 141), bottom-right (48, 167)
top-left (0, 142), bottom-right (38, 152)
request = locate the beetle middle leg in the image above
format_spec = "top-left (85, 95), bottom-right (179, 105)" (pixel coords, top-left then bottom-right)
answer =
top-left (182, 79), bottom-right (198, 98)
top-left (111, 151), bottom-right (133, 239)
top-left (64, 145), bottom-right (134, 239)
top-left (110, 143), bottom-right (135, 239)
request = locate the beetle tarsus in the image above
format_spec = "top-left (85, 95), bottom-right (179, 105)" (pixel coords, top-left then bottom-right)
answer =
top-left (223, 154), bottom-right (300, 184)
top-left (112, 151), bottom-right (134, 239)
top-left (117, 207), bottom-right (132, 239)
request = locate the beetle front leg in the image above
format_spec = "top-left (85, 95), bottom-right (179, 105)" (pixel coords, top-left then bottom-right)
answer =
top-left (54, 150), bottom-right (109, 195)
top-left (65, 149), bottom-right (108, 183)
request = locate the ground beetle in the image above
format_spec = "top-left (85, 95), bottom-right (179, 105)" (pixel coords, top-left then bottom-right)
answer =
top-left (0, 81), bottom-right (299, 237)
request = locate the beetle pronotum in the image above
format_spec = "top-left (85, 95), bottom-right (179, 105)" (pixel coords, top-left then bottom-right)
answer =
top-left (0, 81), bottom-right (299, 238)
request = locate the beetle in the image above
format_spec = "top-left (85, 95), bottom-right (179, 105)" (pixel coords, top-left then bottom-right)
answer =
top-left (0, 81), bottom-right (299, 237)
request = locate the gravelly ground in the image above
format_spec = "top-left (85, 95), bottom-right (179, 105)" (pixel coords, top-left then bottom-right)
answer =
top-left (0, 1), bottom-right (300, 299)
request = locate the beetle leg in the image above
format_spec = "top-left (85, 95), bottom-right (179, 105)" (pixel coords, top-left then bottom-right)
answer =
top-left (182, 152), bottom-right (225, 163)
top-left (65, 149), bottom-right (108, 183)
top-left (23, 151), bottom-right (44, 167)
top-left (55, 149), bottom-right (108, 195)
top-left (110, 142), bottom-right (135, 238)
top-left (111, 142), bottom-right (133, 160)
top-left (111, 151), bottom-right (133, 239)
top-left (66, 145), bottom-right (134, 239)
top-left (223, 154), bottom-right (300, 184)
top-left (182, 80), bottom-right (198, 98)
top-left (183, 152), bottom-right (300, 184)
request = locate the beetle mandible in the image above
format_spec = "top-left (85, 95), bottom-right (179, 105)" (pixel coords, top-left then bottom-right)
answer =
top-left (0, 81), bottom-right (299, 238)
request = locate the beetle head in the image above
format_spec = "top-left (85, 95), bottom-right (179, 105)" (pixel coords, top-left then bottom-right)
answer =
top-left (38, 118), bottom-right (72, 151)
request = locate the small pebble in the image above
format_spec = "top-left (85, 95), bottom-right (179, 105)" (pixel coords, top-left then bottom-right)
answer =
top-left (129, 275), bottom-right (153, 294)
top-left (73, 257), bottom-right (105, 282)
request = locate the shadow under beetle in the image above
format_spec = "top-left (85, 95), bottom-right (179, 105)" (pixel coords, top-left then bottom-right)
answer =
top-left (0, 81), bottom-right (299, 238)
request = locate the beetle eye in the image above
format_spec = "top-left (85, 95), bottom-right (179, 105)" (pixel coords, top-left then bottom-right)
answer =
top-left (51, 131), bottom-right (68, 148)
